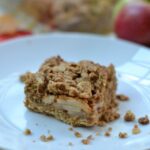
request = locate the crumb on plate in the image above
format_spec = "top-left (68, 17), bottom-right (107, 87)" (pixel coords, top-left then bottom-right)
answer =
top-left (132, 125), bottom-right (141, 135)
top-left (116, 94), bottom-right (129, 101)
top-left (96, 132), bottom-right (100, 136)
top-left (119, 132), bottom-right (127, 138)
top-left (68, 142), bottom-right (73, 146)
top-left (104, 131), bottom-right (111, 137)
top-left (138, 115), bottom-right (149, 125)
top-left (40, 134), bottom-right (54, 142)
top-left (108, 127), bottom-right (112, 132)
top-left (124, 110), bottom-right (135, 122)
top-left (24, 128), bottom-right (32, 135)
top-left (81, 139), bottom-right (90, 145)
top-left (74, 131), bottom-right (82, 138)
top-left (68, 127), bottom-right (73, 131)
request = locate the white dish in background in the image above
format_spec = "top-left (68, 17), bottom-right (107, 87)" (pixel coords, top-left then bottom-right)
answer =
top-left (0, 33), bottom-right (150, 150)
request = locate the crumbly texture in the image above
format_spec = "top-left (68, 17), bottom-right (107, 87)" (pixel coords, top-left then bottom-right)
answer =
top-left (23, 56), bottom-right (119, 126)
top-left (138, 115), bottom-right (149, 125)
top-left (116, 94), bottom-right (129, 101)
top-left (119, 132), bottom-right (127, 138)
top-left (24, 129), bottom-right (32, 135)
top-left (40, 134), bottom-right (54, 142)
top-left (124, 110), bottom-right (135, 122)
top-left (132, 125), bottom-right (141, 135)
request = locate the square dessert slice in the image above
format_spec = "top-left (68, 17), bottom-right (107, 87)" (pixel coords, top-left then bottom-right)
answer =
top-left (22, 56), bottom-right (119, 126)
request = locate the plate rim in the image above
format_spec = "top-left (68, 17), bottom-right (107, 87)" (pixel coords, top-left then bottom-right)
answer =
top-left (0, 32), bottom-right (149, 52)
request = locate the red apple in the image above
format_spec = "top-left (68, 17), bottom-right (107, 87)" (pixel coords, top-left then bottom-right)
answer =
top-left (114, 2), bottom-right (150, 45)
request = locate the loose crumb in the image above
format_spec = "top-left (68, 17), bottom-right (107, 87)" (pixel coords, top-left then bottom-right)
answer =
top-left (24, 129), bottom-right (32, 135)
top-left (87, 135), bottom-right (93, 140)
top-left (81, 139), bottom-right (90, 145)
top-left (108, 127), bottom-right (112, 132)
top-left (138, 115), bottom-right (149, 125)
top-left (104, 132), bottom-right (111, 137)
top-left (132, 125), bottom-right (141, 135)
top-left (96, 132), bottom-right (100, 136)
top-left (68, 142), bottom-right (73, 146)
top-left (68, 127), bottom-right (73, 131)
top-left (116, 94), bottom-right (129, 101)
top-left (47, 135), bottom-right (54, 141)
top-left (74, 132), bottom-right (82, 138)
top-left (119, 132), bottom-right (128, 138)
top-left (124, 110), bottom-right (135, 122)
top-left (40, 134), bottom-right (54, 142)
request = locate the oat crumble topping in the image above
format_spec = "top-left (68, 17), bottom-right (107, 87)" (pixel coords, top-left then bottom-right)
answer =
top-left (87, 135), bottom-right (93, 140)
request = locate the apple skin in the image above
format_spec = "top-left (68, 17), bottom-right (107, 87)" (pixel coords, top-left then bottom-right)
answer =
top-left (114, 2), bottom-right (150, 45)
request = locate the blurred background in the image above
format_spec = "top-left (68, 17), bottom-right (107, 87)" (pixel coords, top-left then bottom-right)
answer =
top-left (0, 0), bottom-right (149, 47)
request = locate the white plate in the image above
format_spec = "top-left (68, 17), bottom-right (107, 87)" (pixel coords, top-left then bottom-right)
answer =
top-left (0, 33), bottom-right (150, 150)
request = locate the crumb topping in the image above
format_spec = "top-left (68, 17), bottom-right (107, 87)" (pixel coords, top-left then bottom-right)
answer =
top-left (23, 56), bottom-right (116, 102)
top-left (124, 110), bottom-right (135, 122)
top-left (23, 56), bottom-right (119, 127)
